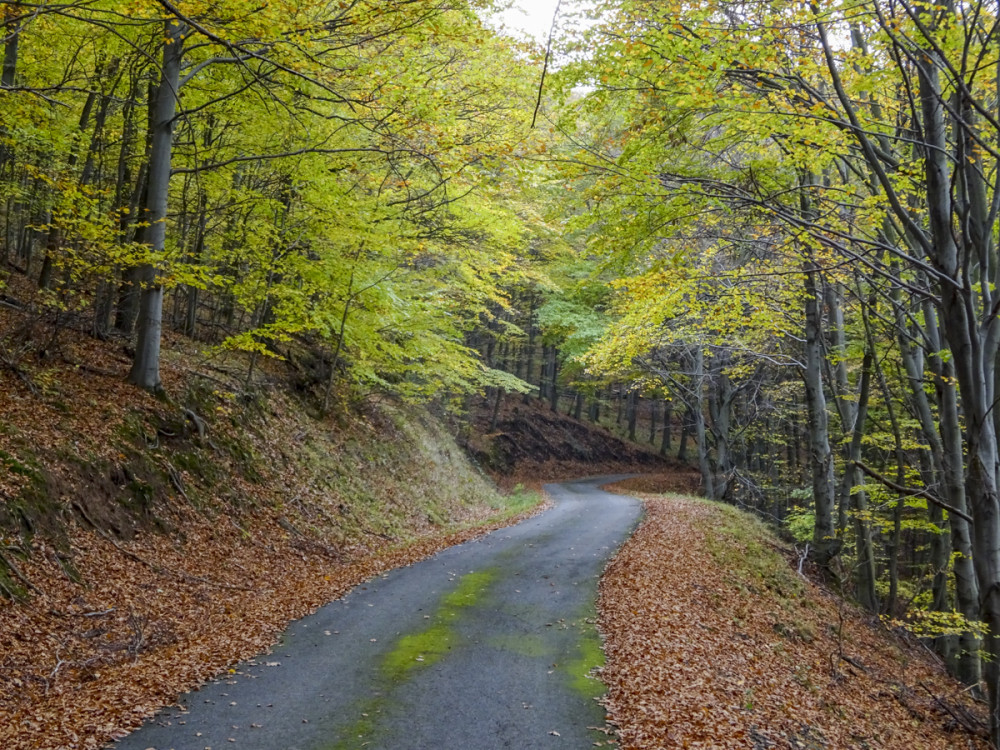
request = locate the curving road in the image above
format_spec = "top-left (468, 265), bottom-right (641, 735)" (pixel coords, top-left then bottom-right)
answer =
top-left (111, 477), bottom-right (641, 750)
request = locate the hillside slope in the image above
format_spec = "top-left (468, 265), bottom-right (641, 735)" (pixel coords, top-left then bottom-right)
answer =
top-left (0, 329), bottom-right (539, 750)
top-left (600, 477), bottom-right (988, 749)
top-left (464, 396), bottom-right (698, 489)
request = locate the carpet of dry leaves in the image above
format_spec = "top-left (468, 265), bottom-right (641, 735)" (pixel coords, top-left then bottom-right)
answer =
top-left (599, 481), bottom-right (989, 750)
top-left (0, 498), bottom-right (547, 750)
top-left (0, 320), bottom-right (554, 750)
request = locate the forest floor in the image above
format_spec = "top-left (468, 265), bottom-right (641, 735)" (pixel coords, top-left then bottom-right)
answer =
top-left (0, 314), bottom-right (665, 750)
top-left (599, 476), bottom-right (990, 749)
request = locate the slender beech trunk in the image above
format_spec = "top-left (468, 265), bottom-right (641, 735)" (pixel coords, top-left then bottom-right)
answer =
top-left (926, 298), bottom-right (982, 687)
top-left (840, 341), bottom-right (877, 611)
top-left (678, 406), bottom-right (691, 462)
top-left (627, 390), bottom-right (638, 442)
top-left (826, 283), bottom-right (852, 535)
top-left (39, 89), bottom-right (98, 289)
top-left (116, 82), bottom-right (154, 335)
top-left (548, 346), bottom-right (559, 412)
top-left (129, 21), bottom-right (185, 392)
top-left (661, 400), bottom-right (672, 455)
top-left (522, 297), bottom-right (535, 404)
top-left (692, 348), bottom-right (713, 499)
top-left (589, 388), bottom-right (601, 423)
top-left (490, 388), bottom-right (504, 432)
top-left (707, 363), bottom-right (735, 502)
top-left (538, 344), bottom-right (549, 403)
top-left (0, 10), bottom-right (19, 210)
top-left (803, 264), bottom-right (838, 568)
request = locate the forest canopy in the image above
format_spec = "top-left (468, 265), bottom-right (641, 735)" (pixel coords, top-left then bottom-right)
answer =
top-left (6, 0), bottom-right (1000, 744)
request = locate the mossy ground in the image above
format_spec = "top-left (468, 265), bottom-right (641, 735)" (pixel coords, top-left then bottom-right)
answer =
top-left (565, 605), bottom-right (608, 701)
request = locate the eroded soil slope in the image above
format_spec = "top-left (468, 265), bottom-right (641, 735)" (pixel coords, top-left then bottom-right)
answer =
top-left (465, 397), bottom-right (697, 489)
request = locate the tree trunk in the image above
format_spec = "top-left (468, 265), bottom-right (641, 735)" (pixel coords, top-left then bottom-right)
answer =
top-left (490, 388), bottom-right (504, 432)
top-left (0, 9), bottom-right (19, 204)
top-left (549, 346), bottom-right (559, 412)
top-left (707, 363), bottom-right (735, 502)
top-left (692, 348), bottom-right (713, 499)
top-left (627, 390), bottom-right (638, 442)
top-left (661, 400), bottom-right (672, 455)
top-left (589, 388), bottom-right (601, 423)
top-left (116, 84), bottom-right (153, 335)
top-left (803, 264), bottom-right (838, 568)
top-left (538, 344), bottom-right (549, 403)
top-left (129, 20), bottom-right (185, 393)
top-left (840, 342), bottom-right (877, 611)
top-left (915, 46), bottom-right (991, 698)
top-left (677, 406), bottom-right (691, 462)
top-left (522, 297), bottom-right (535, 404)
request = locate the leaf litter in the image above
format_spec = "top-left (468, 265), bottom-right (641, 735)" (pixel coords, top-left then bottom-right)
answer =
top-left (0, 498), bottom-right (546, 750)
top-left (598, 481), bottom-right (989, 749)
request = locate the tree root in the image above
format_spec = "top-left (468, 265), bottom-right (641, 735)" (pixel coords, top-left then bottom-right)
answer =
top-left (0, 546), bottom-right (39, 597)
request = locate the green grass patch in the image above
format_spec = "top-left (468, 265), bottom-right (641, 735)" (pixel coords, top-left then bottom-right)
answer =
top-left (685, 497), bottom-right (816, 641)
top-left (696, 499), bottom-right (805, 603)
top-left (489, 485), bottom-right (543, 517)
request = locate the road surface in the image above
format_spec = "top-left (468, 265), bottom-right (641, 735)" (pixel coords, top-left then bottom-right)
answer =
top-left (112, 476), bottom-right (641, 750)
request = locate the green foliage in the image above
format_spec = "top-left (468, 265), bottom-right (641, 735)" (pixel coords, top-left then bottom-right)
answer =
top-left (884, 610), bottom-right (988, 641)
top-left (0, 0), bottom-right (547, 404)
top-left (784, 506), bottom-right (815, 545)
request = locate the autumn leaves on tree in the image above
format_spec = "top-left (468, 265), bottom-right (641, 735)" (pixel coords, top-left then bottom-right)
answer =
top-left (547, 0), bottom-right (1000, 743)
top-left (7, 0), bottom-right (1000, 745)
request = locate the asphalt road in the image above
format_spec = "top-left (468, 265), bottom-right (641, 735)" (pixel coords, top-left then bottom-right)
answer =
top-left (111, 476), bottom-right (641, 750)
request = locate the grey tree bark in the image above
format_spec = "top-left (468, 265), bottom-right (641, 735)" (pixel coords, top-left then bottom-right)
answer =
top-left (129, 20), bottom-right (185, 392)
top-left (692, 347), bottom-right (714, 500)
top-left (802, 264), bottom-right (837, 568)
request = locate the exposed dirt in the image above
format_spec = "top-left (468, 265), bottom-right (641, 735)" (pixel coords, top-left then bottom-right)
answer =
top-left (599, 479), bottom-right (989, 750)
top-left (464, 396), bottom-right (696, 489)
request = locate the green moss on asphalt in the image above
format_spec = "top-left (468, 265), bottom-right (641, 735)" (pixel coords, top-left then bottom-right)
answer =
top-left (328, 708), bottom-right (379, 750)
top-left (564, 608), bottom-right (607, 701)
top-left (329, 570), bottom-right (498, 749)
top-left (382, 569), bottom-right (497, 679)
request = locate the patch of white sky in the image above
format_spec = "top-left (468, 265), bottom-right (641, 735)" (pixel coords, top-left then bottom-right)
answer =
top-left (482, 0), bottom-right (599, 102)
top-left (484, 1), bottom-right (597, 50)
top-left (489, 0), bottom-right (562, 43)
